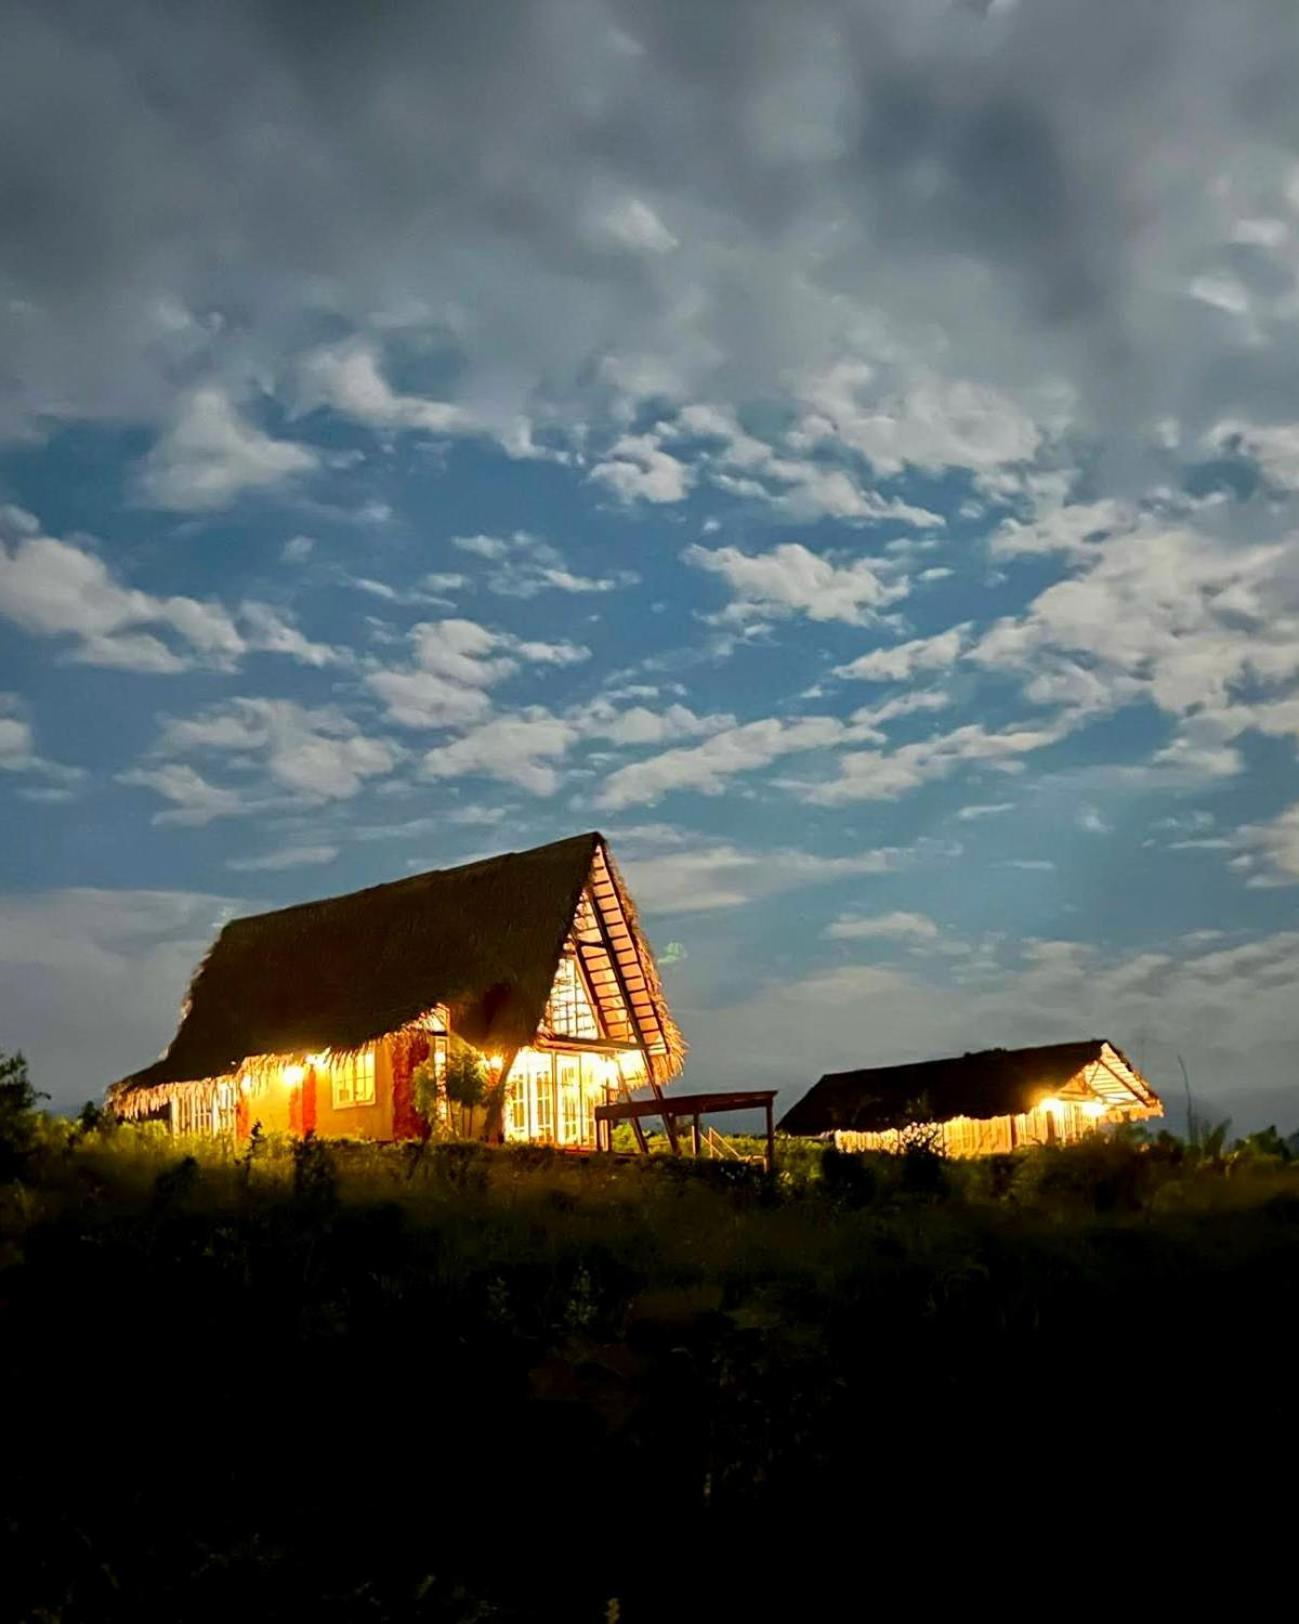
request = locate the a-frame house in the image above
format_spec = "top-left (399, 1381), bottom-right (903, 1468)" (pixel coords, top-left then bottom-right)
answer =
top-left (108, 832), bottom-right (685, 1147)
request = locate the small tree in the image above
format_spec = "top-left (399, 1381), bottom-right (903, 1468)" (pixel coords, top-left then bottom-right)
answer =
top-left (413, 1039), bottom-right (489, 1139)
top-left (0, 1049), bottom-right (47, 1179)
top-left (445, 1046), bottom-right (488, 1138)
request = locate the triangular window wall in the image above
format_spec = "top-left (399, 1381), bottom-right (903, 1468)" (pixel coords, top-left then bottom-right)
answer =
top-left (543, 945), bottom-right (602, 1040)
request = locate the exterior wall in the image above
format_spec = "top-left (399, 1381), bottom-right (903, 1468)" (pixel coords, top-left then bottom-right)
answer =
top-left (835, 1101), bottom-right (1111, 1158)
top-left (310, 1043), bottom-right (395, 1142)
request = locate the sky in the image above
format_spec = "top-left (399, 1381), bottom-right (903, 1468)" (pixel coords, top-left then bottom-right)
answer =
top-left (4, 0), bottom-right (1299, 1131)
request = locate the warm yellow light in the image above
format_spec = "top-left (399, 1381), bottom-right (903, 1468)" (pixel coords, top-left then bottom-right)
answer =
top-left (282, 1063), bottom-right (306, 1088)
top-left (239, 1076), bottom-right (251, 1095)
top-left (485, 1053), bottom-right (504, 1072)
top-left (1082, 1099), bottom-right (1108, 1119)
top-left (306, 1052), bottom-right (328, 1069)
top-left (1039, 1096), bottom-right (1064, 1115)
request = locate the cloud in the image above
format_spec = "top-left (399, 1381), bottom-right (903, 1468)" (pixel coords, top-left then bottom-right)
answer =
top-left (990, 498), bottom-right (1135, 560)
top-left (685, 541), bottom-right (907, 625)
top-left (832, 625), bottom-right (970, 681)
top-left (225, 844), bottom-right (340, 872)
top-left (128, 698), bottom-right (398, 821)
top-left (5, 0), bottom-right (1299, 483)
top-left (1229, 802), bottom-right (1299, 888)
top-left (663, 404), bottom-right (945, 524)
top-left (596, 197), bottom-right (679, 255)
top-left (615, 828), bottom-right (958, 914)
top-left (596, 715), bottom-right (846, 809)
top-left (972, 521), bottom-right (1299, 773)
top-left (0, 693), bottom-right (81, 785)
top-left (117, 763), bottom-right (257, 827)
top-left (296, 341), bottom-right (475, 436)
top-left (367, 618), bottom-right (590, 730)
top-left (452, 531), bottom-right (637, 598)
top-left (792, 719), bottom-right (1067, 807)
top-left (825, 910), bottom-right (942, 942)
top-left (0, 513), bottom-right (339, 673)
top-left (792, 363), bottom-right (1043, 479)
top-left (138, 388), bottom-right (318, 510)
top-left (590, 435), bottom-right (693, 504)
top-left (958, 801), bottom-right (1016, 820)
top-left (0, 886), bottom-right (238, 1110)
top-left (421, 710), bottom-right (574, 796)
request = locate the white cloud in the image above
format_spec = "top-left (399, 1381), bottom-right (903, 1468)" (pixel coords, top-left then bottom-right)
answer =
top-left (1230, 801), bottom-right (1299, 887)
top-left (139, 387), bottom-right (318, 510)
top-left (226, 844), bottom-right (340, 872)
top-left (616, 828), bottom-right (958, 914)
top-left (571, 698), bottom-right (733, 747)
top-left (597, 197), bottom-right (679, 255)
top-left (1210, 420), bottom-right (1299, 490)
top-left (685, 541), bottom-right (906, 626)
top-left (596, 715), bottom-right (846, 809)
top-left (590, 434), bottom-right (693, 504)
top-left (825, 910), bottom-right (942, 942)
top-left (971, 520), bottom-right (1299, 782)
top-left (990, 498), bottom-right (1135, 560)
top-left (958, 801), bottom-right (1016, 820)
top-left (422, 710), bottom-right (574, 796)
top-left (0, 694), bottom-right (81, 785)
top-left (453, 531), bottom-right (637, 598)
top-left (666, 403), bottom-right (944, 525)
top-left (833, 624), bottom-right (970, 681)
top-left (140, 698), bottom-right (397, 814)
top-left (117, 763), bottom-right (256, 827)
top-left (367, 618), bottom-right (589, 730)
top-left (297, 340), bottom-right (474, 435)
top-left (0, 515), bottom-right (335, 673)
top-left (792, 719), bottom-right (1067, 806)
top-left (793, 363), bottom-right (1043, 479)
top-left (238, 601), bottom-right (343, 668)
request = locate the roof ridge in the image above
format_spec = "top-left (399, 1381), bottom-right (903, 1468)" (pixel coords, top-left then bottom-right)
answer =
top-left (222, 830), bottom-right (603, 933)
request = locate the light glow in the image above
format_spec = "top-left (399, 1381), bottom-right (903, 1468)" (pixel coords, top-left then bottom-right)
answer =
top-left (306, 1052), bottom-right (328, 1068)
top-left (485, 1053), bottom-right (504, 1072)
top-left (1082, 1099), bottom-right (1108, 1119)
top-left (1039, 1096), bottom-right (1064, 1115)
top-left (282, 1063), bottom-right (305, 1088)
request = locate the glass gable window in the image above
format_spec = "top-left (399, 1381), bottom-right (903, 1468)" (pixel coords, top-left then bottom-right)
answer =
top-left (544, 951), bottom-right (600, 1040)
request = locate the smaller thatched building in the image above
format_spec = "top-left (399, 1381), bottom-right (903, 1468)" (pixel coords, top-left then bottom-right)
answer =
top-left (108, 832), bottom-right (684, 1147)
top-left (778, 1040), bottom-right (1162, 1156)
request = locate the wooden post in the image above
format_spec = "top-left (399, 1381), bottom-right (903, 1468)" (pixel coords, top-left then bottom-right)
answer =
top-left (691, 1114), bottom-right (701, 1157)
top-left (764, 1099), bottom-right (775, 1176)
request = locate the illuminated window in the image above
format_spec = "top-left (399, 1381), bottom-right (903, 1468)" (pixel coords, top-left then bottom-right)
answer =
top-left (531, 1063), bottom-right (555, 1141)
top-left (506, 1074), bottom-right (528, 1139)
top-left (330, 1049), bottom-right (376, 1108)
top-left (544, 952), bottom-right (600, 1039)
top-left (558, 1056), bottom-right (581, 1143)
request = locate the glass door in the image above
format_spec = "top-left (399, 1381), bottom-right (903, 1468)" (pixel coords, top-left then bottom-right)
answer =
top-left (557, 1055), bottom-right (581, 1145)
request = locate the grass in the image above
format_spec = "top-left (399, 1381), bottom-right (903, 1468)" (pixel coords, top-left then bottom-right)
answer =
top-left (4, 1105), bottom-right (1299, 1619)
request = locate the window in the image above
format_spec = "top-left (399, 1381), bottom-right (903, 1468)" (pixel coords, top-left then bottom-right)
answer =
top-left (330, 1049), bottom-right (376, 1108)
top-left (558, 1057), bottom-right (581, 1144)
top-left (531, 1063), bottom-right (555, 1141)
top-left (506, 1074), bottom-right (528, 1139)
top-left (544, 951), bottom-right (600, 1039)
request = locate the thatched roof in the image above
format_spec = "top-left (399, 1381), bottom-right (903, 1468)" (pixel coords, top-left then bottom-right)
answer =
top-left (778, 1040), bottom-right (1158, 1135)
top-left (110, 831), bottom-right (683, 1100)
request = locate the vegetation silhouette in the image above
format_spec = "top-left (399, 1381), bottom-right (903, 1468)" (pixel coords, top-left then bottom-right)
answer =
top-left (2, 1051), bottom-right (1296, 1619)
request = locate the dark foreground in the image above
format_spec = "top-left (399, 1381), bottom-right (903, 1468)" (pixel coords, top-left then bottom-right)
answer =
top-left (4, 1119), bottom-right (1298, 1621)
